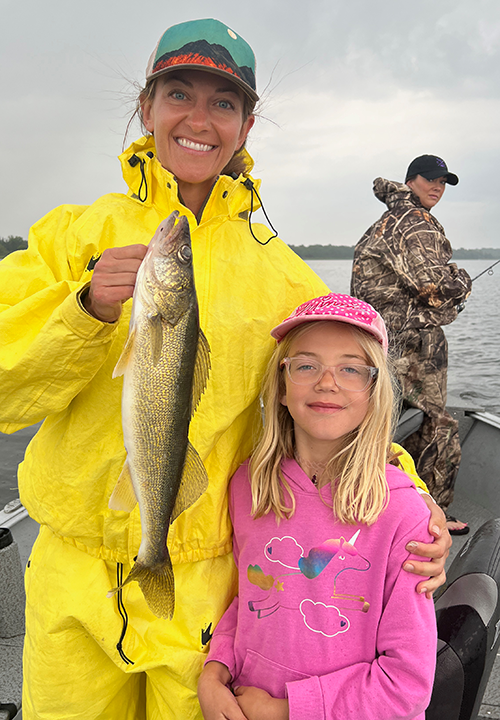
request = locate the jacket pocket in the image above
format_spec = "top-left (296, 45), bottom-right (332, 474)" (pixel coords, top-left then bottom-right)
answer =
top-left (235, 648), bottom-right (310, 698)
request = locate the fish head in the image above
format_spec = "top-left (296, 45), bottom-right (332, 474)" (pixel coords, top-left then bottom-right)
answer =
top-left (139, 213), bottom-right (196, 325)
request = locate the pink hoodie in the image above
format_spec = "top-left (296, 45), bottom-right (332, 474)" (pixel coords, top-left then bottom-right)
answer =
top-left (207, 459), bottom-right (437, 720)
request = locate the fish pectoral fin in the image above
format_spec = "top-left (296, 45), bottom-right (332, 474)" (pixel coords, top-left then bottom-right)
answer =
top-left (191, 329), bottom-right (211, 415)
top-left (108, 460), bottom-right (138, 512)
top-left (171, 442), bottom-right (209, 522)
top-left (147, 313), bottom-right (164, 366)
top-left (112, 327), bottom-right (137, 378)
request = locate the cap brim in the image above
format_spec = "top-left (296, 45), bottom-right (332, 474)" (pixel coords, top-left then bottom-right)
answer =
top-left (271, 314), bottom-right (388, 353)
top-left (417, 169), bottom-right (459, 185)
top-left (145, 64), bottom-right (259, 103)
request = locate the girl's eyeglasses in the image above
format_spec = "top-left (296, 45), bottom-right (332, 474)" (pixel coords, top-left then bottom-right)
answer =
top-left (281, 357), bottom-right (379, 392)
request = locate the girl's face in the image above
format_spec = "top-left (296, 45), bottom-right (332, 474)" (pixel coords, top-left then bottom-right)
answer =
top-left (406, 174), bottom-right (446, 210)
top-left (141, 69), bottom-right (254, 191)
top-left (281, 322), bottom-right (372, 458)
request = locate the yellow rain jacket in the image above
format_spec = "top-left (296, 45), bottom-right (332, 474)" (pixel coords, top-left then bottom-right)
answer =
top-left (0, 136), bottom-right (332, 717)
top-left (0, 137), bottom-right (427, 719)
top-left (0, 136), bottom-right (330, 564)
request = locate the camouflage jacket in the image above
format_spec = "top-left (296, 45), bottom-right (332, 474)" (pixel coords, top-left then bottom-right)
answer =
top-left (351, 178), bottom-right (471, 338)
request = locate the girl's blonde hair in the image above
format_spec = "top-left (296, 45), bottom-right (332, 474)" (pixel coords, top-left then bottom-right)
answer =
top-left (249, 321), bottom-right (399, 525)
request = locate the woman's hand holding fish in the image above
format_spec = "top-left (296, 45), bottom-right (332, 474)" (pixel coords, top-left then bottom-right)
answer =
top-left (83, 244), bottom-right (148, 323)
top-left (198, 662), bottom-right (248, 720)
top-left (404, 495), bottom-right (451, 598)
top-left (234, 686), bottom-right (289, 720)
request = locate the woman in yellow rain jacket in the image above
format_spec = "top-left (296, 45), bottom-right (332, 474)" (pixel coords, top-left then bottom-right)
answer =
top-left (0, 18), bottom-right (449, 720)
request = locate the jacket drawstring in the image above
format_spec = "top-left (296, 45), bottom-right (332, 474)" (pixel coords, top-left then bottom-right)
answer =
top-left (237, 176), bottom-right (279, 246)
top-left (129, 152), bottom-right (154, 203)
top-left (115, 563), bottom-right (134, 665)
top-left (127, 156), bottom-right (278, 244)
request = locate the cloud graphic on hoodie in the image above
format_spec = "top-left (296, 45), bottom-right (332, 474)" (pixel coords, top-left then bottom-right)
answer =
top-left (299, 599), bottom-right (350, 637)
top-left (264, 536), bottom-right (304, 569)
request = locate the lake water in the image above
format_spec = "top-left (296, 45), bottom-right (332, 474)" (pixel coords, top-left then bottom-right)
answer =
top-left (307, 259), bottom-right (500, 415)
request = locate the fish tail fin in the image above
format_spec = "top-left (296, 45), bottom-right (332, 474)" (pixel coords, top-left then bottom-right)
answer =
top-left (107, 556), bottom-right (175, 620)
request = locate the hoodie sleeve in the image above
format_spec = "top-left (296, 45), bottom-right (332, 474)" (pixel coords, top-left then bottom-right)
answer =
top-left (0, 205), bottom-right (118, 432)
top-left (205, 596), bottom-right (239, 679)
top-left (285, 516), bottom-right (437, 720)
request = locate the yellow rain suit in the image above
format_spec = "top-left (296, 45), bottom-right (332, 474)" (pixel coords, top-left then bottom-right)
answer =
top-left (0, 136), bottom-right (427, 719)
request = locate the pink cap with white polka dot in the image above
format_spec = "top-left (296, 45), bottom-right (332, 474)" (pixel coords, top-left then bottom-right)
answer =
top-left (271, 293), bottom-right (388, 354)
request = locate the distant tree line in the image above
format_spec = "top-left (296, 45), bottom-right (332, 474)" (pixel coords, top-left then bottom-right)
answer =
top-left (0, 236), bottom-right (28, 259)
top-left (289, 245), bottom-right (355, 259)
top-left (1, 236), bottom-right (499, 261)
top-left (289, 244), bottom-right (500, 260)
top-left (452, 248), bottom-right (500, 259)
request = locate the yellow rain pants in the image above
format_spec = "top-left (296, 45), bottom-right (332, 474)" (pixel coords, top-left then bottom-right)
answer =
top-left (23, 526), bottom-right (237, 720)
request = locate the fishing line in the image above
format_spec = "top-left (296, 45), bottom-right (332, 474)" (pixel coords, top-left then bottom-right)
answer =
top-left (470, 258), bottom-right (500, 282)
top-left (115, 563), bottom-right (134, 665)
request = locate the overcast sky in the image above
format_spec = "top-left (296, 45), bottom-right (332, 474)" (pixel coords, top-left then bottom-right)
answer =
top-left (2, 0), bottom-right (500, 248)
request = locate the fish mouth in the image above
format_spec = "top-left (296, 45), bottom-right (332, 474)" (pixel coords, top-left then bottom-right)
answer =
top-left (175, 137), bottom-right (216, 152)
top-left (157, 212), bottom-right (178, 238)
top-left (163, 214), bottom-right (192, 264)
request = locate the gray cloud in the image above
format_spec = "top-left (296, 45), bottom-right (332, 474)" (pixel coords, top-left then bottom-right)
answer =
top-left (2, 0), bottom-right (500, 248)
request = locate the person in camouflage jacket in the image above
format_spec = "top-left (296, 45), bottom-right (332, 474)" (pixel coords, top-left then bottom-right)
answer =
top-left (350, 155), bottom-right (471, 527)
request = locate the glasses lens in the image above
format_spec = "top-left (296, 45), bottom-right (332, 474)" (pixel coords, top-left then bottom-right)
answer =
top-left (288, 358), bottom-right (321, 384)
top-left (335, 364), bottom-right (372, 391)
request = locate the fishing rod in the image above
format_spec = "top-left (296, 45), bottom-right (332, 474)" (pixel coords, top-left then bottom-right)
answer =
top-left (471, 258), bottom-right (500, 282)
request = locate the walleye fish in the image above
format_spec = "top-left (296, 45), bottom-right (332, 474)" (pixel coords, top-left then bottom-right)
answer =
top-left (108, 211), bottom-right (210, 619)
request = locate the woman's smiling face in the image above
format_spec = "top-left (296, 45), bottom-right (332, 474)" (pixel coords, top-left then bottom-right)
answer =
top-left (281, 322), bottom-right (372, 458)
top-left (141, 69), bottom-right (254, 196)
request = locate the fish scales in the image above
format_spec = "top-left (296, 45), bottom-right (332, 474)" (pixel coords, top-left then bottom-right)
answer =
top-left (108, 211), bottom-right (210, 619)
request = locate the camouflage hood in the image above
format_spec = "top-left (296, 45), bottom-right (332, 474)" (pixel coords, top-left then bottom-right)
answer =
top-left (373, 177), bottom-right (426, 213)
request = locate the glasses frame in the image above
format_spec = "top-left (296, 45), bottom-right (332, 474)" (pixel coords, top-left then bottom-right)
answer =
top-left (281, 356), bottom-right (379, 392)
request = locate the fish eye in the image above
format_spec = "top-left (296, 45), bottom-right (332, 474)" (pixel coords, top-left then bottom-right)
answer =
top-left (177, 245), bottom-right (192, 264)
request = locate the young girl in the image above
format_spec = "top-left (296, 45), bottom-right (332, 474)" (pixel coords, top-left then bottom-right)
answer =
top-left (198, 292), bottom-right (437, 720)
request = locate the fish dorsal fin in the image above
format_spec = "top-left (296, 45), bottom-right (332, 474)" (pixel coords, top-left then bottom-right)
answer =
top-left (108, 459), bottom-right (138, 512)
top-left (148, 313), bottom-right (164, 366)
top-left (171, 442), bottom-right (209, 523)
top-left (191, 330), bottom-right (211, 416)
top-left (112, 327), bottom-right (137, 379)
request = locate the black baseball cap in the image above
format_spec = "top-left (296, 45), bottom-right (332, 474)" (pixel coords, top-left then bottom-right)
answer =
top-left (405, 155), bottom-right (459, 185)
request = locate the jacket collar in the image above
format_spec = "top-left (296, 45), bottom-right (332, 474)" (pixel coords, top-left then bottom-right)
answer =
top-left (119, 135), bottom-right (262, 222)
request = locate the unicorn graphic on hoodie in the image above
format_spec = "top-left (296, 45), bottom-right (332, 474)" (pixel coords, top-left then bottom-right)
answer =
top-left (246, 530), bottom-right (371, 637)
